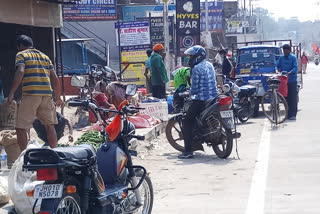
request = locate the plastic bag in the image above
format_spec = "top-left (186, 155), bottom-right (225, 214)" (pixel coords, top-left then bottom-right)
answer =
top-left (0, 176), bottom-right (9, 205)
top-left (8, 140), bottom-right (43, 214)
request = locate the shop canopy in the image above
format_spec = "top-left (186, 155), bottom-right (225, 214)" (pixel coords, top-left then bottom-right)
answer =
top-left (0, 0), bottom-right (69, 28)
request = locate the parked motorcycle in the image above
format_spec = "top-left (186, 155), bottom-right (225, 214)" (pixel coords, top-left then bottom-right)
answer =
top-left (23, 85), bottom-right (153, 214)
top-left (224, 78), bottom-right (257, 123)
top-left (166, 92), bottom-right (237, 159)
top-left (89, 64), bottom-right (121, 90)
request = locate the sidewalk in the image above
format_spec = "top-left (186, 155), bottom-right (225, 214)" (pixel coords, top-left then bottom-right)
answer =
top-left (0, 121), bottom-right (168, 214)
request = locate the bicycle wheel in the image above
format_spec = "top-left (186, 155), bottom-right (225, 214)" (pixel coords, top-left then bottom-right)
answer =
top-left (275, 92), bottom-right (288, 124)
top-left (262, 91), bottom-right (276, 123)
top-left (261, 91), bottom-right (288, 124)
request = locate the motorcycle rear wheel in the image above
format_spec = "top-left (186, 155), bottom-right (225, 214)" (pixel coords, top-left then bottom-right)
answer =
top-left (165, 118), bottom-right (185, 152)
top-left (40, 193), bottom-right (81, 214)
top-left (212, 128), bottom-right (233, 159)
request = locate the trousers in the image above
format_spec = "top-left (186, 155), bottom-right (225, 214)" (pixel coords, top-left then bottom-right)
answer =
top-left (286, 82), bottom-right (298, 118)
top-left (182, 100), bottom-right (204, 152)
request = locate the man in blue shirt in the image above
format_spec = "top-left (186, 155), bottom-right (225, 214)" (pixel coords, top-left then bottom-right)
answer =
top-left (277, 44), bottom-right (298, 120)
top-left (144, 49), bottom-right (153, 93)
top-left (179, 46), bottom-right (218, 159)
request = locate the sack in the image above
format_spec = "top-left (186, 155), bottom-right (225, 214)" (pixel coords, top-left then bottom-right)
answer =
top-left (0, 99), bottom-right (17, 129)
top-left (8, 140), bottom-right (43, 214)
top-left (0, 130), bottom-right (21, 167)
top-left (0, 176), bottom-right (9, 205)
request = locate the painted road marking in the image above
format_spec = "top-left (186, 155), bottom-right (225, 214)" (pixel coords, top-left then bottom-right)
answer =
top-left (245, 119), bottom-right (271, 214)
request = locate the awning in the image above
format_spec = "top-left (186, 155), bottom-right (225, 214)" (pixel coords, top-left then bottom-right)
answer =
top-left (0, 0), bottom-right (63, 28)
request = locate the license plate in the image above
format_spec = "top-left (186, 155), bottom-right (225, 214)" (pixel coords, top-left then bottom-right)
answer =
top-left (34, 184), bottom-right (63, 199)
top-left (240, 69), bottom-right (251, 74)
top-left (220, 110), bottom-right (233, 118)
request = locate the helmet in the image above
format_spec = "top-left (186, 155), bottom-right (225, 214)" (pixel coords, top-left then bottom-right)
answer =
top-left (184, 45), bottom-right (206, 67)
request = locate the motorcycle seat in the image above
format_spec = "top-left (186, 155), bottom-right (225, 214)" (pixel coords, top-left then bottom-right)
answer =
top-left (54, 144), bottom-right (96, 160)
top-left (239, 85), bottom-right (256, 95)
top-left (204, 96), bottom-right (219, 108)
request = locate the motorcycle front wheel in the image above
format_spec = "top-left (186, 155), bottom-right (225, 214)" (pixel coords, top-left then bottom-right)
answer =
top-left (212, 127), bottom-right (233, 159)
top-left (130, 171), bottom-right (154, 214)
top-left (165, 117), bottom-right (185, 152)
top-left (237, 108), bottom-right (250, 123)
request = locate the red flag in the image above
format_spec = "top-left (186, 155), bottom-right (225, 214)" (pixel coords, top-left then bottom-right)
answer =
top-left (312, 43), bottom-right (319, 54)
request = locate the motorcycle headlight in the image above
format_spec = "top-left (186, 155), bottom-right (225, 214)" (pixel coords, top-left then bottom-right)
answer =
top-left (222, 84), bottom-right (231, 93)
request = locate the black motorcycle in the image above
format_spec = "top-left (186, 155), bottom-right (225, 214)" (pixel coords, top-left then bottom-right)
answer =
top-left (224, 78), bottom-right (257, 123)
top-left (166, 92), bottom-right (236, 159)
top-left (23, 85), bottom-right (153, 214)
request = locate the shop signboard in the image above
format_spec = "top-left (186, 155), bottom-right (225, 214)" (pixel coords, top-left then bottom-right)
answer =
top-left (115, 21), bottom-right (150, 47)
top-left (63, 0), bottom-right (117, 21)
top-left (200, 0), bottom-right (223, 32)
top-left (120, 45), bottom-right (150, 86)
top-left (122, 5), bottom-right (176, 21)
top-left (226, 20), bottom-right (244, 34)
top-left (176, 0), bottom-right (201, 56)
top-left (115, 21), bottom-right (151, 86)
top-left (137, 17), bottom-right (174, 52)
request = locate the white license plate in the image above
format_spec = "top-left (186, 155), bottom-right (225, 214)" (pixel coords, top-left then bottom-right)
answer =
top-left (34, 184), bottom-right (63, 199)
top-left (220, 110), bottom-right (233, 118)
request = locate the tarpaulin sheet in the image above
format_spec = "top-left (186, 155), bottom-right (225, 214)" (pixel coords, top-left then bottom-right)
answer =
top-left (0, 0), bottom-right (63, 28)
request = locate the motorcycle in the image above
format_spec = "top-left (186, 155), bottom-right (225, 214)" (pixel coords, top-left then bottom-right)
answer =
top-left (223, 78), bottom-right (257, 123)
top-left (89, 64), bottom-right (121, 90)
top-left (23, 84), bottom-right (154, 214)
top-left (166, 91), bottom-right (237, 159)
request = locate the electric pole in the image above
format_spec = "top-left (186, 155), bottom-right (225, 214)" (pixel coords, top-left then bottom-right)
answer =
top-left (163, 0), bottom-right (170, 87)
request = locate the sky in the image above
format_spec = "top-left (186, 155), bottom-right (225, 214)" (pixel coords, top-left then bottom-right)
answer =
top-left (253, 0), bottom-right (320, 21)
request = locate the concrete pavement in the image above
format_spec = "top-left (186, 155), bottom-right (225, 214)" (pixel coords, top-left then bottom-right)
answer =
top-left (264, 65), bottom-right (320, 213)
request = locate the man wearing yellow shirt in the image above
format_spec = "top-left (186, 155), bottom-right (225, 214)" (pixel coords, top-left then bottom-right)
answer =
top-left (7, 35), bottom-right (64, 150)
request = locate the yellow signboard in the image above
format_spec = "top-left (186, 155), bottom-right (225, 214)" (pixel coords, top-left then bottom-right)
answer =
top-left (121, 50), bottom-right (148, 86)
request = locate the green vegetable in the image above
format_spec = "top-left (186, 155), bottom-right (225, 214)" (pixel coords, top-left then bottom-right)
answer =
top-left (75, 131), bottom-right (104, 150)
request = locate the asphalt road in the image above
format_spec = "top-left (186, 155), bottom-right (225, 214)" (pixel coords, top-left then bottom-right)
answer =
top-left (1, 64), bottom-right (319, 214)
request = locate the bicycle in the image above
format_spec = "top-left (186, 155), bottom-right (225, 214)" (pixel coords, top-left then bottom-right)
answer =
top-left (261, 74), bottom-right (288, 125)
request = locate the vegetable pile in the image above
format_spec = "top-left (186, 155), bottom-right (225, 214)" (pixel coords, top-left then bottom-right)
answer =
top-left (75, 131), bottom-right (104, 149)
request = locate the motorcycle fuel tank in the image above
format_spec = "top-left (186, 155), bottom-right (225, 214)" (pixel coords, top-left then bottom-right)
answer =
top-left (96, 142), bottom-right (128, 185)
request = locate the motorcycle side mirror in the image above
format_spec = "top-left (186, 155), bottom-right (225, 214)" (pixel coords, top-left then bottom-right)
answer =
top-left (126, 84), bottom-right (137, 96)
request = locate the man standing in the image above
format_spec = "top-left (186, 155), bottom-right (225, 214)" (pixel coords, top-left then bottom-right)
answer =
top-left (301, 52), bottom-right (309, 74)
top-left (7, 35), bottom-right (64, 150)
top-left (144, 49), bottom-right (153, 94)
top-left (150, 43), bottom-right (168, 99)
top-left (219, 49), bottom-right (232, 78)
top-left (179, 45), bottom-right (218, 159)
top-left (277, 44), bottom-right (298, 121)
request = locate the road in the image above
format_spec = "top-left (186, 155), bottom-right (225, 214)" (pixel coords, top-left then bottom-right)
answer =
top-left (1, 65), bottom-right (319, 214)
top-left (134, 64), bottom-right (320, 214)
